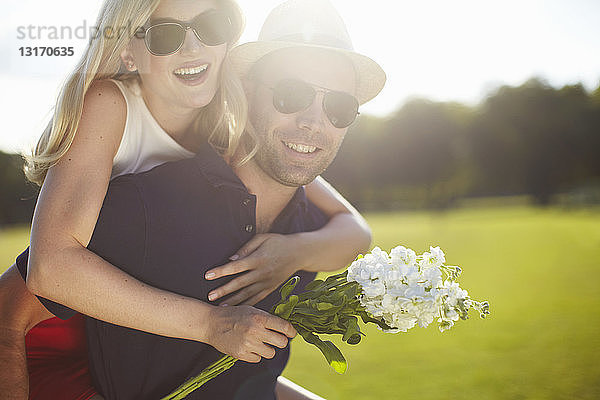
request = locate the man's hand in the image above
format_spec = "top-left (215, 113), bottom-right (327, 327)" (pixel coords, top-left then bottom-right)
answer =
top-left (206, 305), bottom-right (296, 363)
top-left (205, 234), bottom-right (299, 306)
top-left (0, 265), bottom-right (55, 399)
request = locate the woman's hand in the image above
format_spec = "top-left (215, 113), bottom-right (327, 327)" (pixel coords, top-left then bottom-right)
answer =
top-left (205, 234), bottom-right (302, 306)
top-left (206, 304), bottom-right (296, 363)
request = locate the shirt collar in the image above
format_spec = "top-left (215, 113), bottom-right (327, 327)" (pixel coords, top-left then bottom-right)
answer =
top-left (193, 144), bottom-right (308, 213)
top-left (193, 144), bottom-right (247, 191)
top-left (286, 185), bottom-right (308, 214)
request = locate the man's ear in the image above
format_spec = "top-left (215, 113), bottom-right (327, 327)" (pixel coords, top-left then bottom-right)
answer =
top-left (120, 47), bottom-right (138, 72)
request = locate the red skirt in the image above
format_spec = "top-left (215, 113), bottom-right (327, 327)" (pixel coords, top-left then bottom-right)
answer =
top-left (25, 313), bottom-right (98, 400)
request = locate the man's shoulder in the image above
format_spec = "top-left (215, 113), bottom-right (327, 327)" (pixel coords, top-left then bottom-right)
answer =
top-left (113, 156), bottom-right (200, 185)
top-left (103, 174), bottom-right (145, 212)
top-left (109, 156), bottom-right (207, 201)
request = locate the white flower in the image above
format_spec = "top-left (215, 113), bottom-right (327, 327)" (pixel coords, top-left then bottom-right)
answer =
top-left (429, 246), bottom-right (446, 264)
top-left (420, 265), bottom-right (443, 288)
top-left (418, 246), bottom-right (445, 269)
top-left (404, 267), bottom-right (422, 287)
top-left (439, 280), bottom-right (469, 307)
top-left (404, 285), bottom-right (426, 300)
top-left (390, 246), bottom-right (416, 266)
top-left (362, 279), bottom-right (386, 297)
top-left (385, 269), bottom-right (401, 283)
top-left (445, 309), bottom-right (459, 321)
top-left (438, 318), bottom-right (455, 332)
top-left (366, 247), bottom-right (390, 266)
top-left (348, 244), bottom-right (484, 334)
top-left (390, 314), bottom-right (417, 332)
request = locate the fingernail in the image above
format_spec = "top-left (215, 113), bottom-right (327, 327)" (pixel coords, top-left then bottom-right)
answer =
top-left (205, 272), bottom-right (215, 280)
top-left (208, 293), bottom-right (217, 301)
top-left (229, 254), bottom-right (240, 261)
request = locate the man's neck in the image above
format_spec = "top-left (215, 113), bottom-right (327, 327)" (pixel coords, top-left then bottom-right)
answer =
top-left (233, 160), bottom-right (298, 233)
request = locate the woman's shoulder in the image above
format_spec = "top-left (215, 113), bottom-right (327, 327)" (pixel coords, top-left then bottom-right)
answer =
top-left (82, 80), bottom-right (127, 119)
top-left (76, 79), bottom-right (128, 154)
top-left (84, 79), bottom-right (127, 112)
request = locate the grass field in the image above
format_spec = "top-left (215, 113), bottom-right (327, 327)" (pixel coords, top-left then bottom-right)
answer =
top-left (1, 205), bottom-right (599, 399)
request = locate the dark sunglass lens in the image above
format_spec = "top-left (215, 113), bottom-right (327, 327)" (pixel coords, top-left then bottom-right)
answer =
top-left (273, 80), bottom-right (315, 114)
top-left (193, 10), bottom-right (233, 46)
top-left (146, 24), bottom-right (184, 55)
top-left (323, 92), bottom-right (359, 128)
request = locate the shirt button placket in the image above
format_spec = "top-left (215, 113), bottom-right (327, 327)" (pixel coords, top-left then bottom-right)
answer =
top-left (242, 197), bottom-right (254, 234)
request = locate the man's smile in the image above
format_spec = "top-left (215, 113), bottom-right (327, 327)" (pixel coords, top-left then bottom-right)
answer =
top-left (283, 141), bottom-right (318, 154)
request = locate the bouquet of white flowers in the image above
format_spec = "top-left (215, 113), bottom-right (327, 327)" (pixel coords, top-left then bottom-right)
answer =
top-left (347, 246), bottom-right (489, 333)
top-left (162, 245), bottom-right (490, 399)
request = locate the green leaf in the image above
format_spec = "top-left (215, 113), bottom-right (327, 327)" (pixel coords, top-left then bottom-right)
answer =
top-left (280, 276), bottom-right (299, 301)
top-left (342, 282), bottom-right (361, 298)
top-left (311, 302), bottom-right (343, 316)
top-left (292, 304), bottom-right (323, 316)
top-left (274, 304), bottom-right (287, 317)
top-left (298, 329), bottom-right (347, 374)
top-left (324, 271), bottom-right (347, 286)
top-left (341, 316), bottom-right (362, 344)
top-left (305, 279), bottom-right (325, 291)
top-left (316, 302), bottom-right (335, 311)
top-left (274, 295), bottom-right (299, 320)
top-left (359, 311), bottom-right (394, 331)
top-left (346, 334), bottom-right (362, 345)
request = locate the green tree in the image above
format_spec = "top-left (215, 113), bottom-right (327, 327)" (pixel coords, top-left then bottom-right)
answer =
top-left (468, 78), bottom-right (596, 204)
top-left (0, 151), bottom-right (37, 226)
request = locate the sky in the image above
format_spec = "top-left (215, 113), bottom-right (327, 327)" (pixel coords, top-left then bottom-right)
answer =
top-left (0, 0), bottom-right (599, 153)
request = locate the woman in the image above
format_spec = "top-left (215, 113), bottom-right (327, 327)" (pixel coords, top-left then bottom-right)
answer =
top-left (1, 0), bottom-right (370, 398)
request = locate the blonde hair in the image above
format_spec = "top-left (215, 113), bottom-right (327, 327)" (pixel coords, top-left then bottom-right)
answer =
top-left (24, 0), bottom-right (247, 185)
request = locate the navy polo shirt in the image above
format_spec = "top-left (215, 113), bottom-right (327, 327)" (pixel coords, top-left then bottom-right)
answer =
top-left (19, 143), bottom-right (328, 400)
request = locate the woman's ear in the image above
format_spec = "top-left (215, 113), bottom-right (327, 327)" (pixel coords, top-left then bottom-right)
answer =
top-left (120, 47), bottom-right (138, 72)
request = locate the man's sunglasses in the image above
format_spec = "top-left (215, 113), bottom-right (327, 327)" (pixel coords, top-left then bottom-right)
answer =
top-left (266, 79), bottom-right (359, 129)
top-left (136, 10), bottom-right (233, 56)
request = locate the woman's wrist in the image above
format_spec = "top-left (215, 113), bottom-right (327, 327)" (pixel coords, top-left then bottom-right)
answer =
top-left (288, 213), bottom-right (371, 274)
top-left (179, 298), bottom-right (217, 343)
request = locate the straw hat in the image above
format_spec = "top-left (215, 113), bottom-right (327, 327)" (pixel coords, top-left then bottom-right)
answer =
top-left (230, 0), bottom-right (386, 105)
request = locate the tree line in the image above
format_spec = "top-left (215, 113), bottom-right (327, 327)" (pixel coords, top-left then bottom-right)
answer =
top-left (323, 77), bottom-right (600, 210)
top-left (1, 77), bottom-right (599, 226)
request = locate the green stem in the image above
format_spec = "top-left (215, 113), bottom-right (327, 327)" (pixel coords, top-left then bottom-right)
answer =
top-left (160, 355), bottom-right (237, 400)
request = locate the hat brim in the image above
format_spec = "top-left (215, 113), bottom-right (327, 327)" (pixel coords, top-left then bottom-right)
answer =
top-left (230, 41), bottom-right (386, 105)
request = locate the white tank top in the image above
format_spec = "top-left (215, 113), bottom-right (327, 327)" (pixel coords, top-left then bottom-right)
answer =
top-left (110, 79), bottom-right (195, 179)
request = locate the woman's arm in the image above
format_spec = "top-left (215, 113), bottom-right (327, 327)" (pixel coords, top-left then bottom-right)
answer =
top-left (0, 264), bottom-right (54, 399)
top-left (25, 80), bottom-right (214, 342)
top-left (297, 175), bottom-right (372, 272)
top-left (205, 176), bottom-right (371, 305)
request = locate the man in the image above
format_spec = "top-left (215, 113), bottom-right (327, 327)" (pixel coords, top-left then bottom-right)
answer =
top-left (0, 0), bottom-right (385, 398)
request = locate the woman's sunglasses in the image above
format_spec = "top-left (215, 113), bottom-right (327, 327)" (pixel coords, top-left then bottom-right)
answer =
top-left (266, 79), bottom-right (359, 129)
top-left (136, 10), bottom-right (233, 56)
